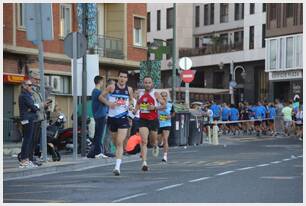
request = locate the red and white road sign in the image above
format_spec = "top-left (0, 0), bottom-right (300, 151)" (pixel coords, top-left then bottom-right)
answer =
top-left (180, 70), bottom-right (195, 83)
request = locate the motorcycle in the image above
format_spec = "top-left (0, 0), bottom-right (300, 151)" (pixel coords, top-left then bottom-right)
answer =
top-left (54, 115), bottom-right (92, 154)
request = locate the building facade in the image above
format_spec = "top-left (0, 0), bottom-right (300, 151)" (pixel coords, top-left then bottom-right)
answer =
top-left (147, 3), bottom-right (268, 104)
top-left (147, 3), bottom-right (194, 101)
top-left (3, 3), bottom-right (147, 142)
top-left (265, 3), bottom-right (303, 101)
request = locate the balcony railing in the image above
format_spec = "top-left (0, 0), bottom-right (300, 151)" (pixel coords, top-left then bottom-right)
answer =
top-left (97, 35), bottom-right (124, 59)
top-left (179, 42), bottom-right (243, 58)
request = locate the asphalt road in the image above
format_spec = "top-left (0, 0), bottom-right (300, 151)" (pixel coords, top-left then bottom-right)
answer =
top-left (3, 136), bottom-right (303, 203)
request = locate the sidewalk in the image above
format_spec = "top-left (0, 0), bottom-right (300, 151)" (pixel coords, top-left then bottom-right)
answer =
top-left (3, 143), bottom-right (141, 181)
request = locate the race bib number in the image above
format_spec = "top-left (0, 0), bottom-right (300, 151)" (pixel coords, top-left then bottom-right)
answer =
top-left (159, 114), bottom-right (168, 121)
top-left (140, 103), bottom-right (150, 113)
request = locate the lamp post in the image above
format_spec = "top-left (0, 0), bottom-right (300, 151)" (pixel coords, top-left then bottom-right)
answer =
top-left (220, 60), bottom-right (246, 105)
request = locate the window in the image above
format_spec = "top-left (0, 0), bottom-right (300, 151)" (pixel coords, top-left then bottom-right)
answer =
top-left (204, 5), bottom-right (208, 25)
top-left (249, 26), bottom-right (254, 49)
top-left (269, 4), bottom-right (277, 21)
top-left (166, 8), bottom-right (174, 29)
top-left (286, 37), bottom-right (293, 68)
top-left (263, 3), bottom-right (266, 12)
top-left (204, 4), bottom-right (214, 25)
top-left (220, 33), bottom-right (228, 45)
top-left (235, 3), bottom-right (244, 20)
top-left (220, 3), bottom-right (228, 23)
top-left (147, 12), bottom-right (150, 32)
top-left (166, 39), bottom-right (173, 59)
top-left (157, 10), bottom-right (161, 31)
top-left (210, 4), bottom-right (214, 24)
top-left (234, 30), bottom-right (244, 47)
top-left (195, 6), bottom-right (200, 27)
top-left (60, 4), bottom-right (72, 38)
top-left (195, 37), bottom-right (199, 48)
top-left (250, 3), bottom-right (255, 14)
top-left (17, 3), bottom-right (26, 28)
top-left (46, 75), bottom-right (71, 94)
top-left (269, 39), bottom-right (277, 70)
top-left (213, 72), bottom-right (224, 88)
top-left (133, 17), bottom-right (144, 47)
top-left (280, 38), bottom-right (285, 69)
top-left (296, 35), bottom-right (303, 67)
top-left (301, 4), bottom-right (303, 24)
top-left (286, 3), bottom-right (293, 18)
top-left (262, 24), bottom-right (266, 48)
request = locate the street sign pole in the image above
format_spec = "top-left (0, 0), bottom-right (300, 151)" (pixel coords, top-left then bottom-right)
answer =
top-left (81, 4), bottom-right (88, 157)
top-left (184, 58), bottom-right (190, 108)
top-left (72, 32), bottom-right (78, 160)
top-left (35, 5), bottom-right (47, 162)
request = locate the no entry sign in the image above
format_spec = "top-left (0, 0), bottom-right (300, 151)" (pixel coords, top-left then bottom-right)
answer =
top-left (180, 70), bottom-right (195, 83)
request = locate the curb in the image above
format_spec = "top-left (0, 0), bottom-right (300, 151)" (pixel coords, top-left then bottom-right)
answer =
top-left (4, 155), bottom-right (141, 181)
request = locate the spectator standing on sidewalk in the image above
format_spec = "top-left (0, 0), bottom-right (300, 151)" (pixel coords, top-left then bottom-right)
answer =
top-left (295, 105), bottom-right (303, 140)
top-left (18, 80), bottom-right (48, 168)
top-left (89, 76), bottom-right (108, 159)
top-left (282, 101), bottom-right (293, 136)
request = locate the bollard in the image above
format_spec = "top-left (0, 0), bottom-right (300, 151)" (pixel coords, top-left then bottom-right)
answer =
top-left (207, 125), bottom-right (212, 143)
top-left (212, 124), bottom-right (219, 145)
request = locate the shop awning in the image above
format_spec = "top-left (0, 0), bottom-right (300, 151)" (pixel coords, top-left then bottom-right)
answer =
top-left (3, 73), bottom-right (27, 84)
top-left (167, 87), bottom-right (229, 94)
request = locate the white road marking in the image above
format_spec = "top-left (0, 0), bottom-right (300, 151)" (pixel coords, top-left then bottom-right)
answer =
top-left (282, 158), bottom-right (291, 161)
top-left (189, 177), bottom-right (211, 183)
top-left (156, 183), bottom-right (184, 191)
top-left (236, 166), bottom-right (254, 171)
top-left (112, 193), bottom-right (147, 203)
top-left (271, 161), bottom-right (281, 164)
top-left (215, 171), bottom-right (235, 176)
top-left (256, 164), bottom-right (270, 167)
top-left (297, 155), bottom-right (303, 158)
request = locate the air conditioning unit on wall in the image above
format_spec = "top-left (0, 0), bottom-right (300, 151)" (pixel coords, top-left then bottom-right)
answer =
top-left (51, 76), bottom-right (61, 93)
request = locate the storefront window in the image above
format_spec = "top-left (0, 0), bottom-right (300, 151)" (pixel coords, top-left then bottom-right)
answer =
top-left (269, 39), bottom-right (277, 70)
top-left (296, 35), bottom-right (302, 68)
top-left (286, 37), bottom-right (293, 68)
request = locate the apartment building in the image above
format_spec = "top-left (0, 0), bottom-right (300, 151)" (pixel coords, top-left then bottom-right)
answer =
top-left (147, 3), bottom-right (193, 98)
top-left (180, 3), bottom-right (268, 103)
top-left (3, 3), bottom-right (147, 142)
top-left (147, 3), bottom-right (268, 103)
top-left (265, 3), bottom-right (303, 101)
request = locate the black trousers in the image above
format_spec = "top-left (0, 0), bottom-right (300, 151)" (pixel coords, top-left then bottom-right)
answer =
top-left (20, 121), bottom-right (35, 160)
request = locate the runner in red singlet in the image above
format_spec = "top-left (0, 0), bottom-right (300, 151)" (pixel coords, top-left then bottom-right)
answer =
top-left (134, 76), bottom-right (165, 171)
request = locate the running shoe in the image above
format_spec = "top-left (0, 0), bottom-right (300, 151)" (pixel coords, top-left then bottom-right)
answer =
top-left (162, 158), bottom-right (167, 163)
top-left (142, 165), bottom-right (148, 171)
top-left (95, 153), bottom-right (109, 159)
top-left (152, 146), bottom-right (159, 157)
top-left (113, 169), bottom-right (120, 176)
top-left (19, 161), bottom-right (37, 169)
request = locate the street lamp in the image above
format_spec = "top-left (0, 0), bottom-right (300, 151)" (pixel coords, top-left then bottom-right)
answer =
top-left (219, 60), bottom-right (246, 105)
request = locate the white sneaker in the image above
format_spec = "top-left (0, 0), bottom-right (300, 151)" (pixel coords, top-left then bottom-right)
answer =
top-left (113, 168), bottom-right (120, 176)
top-left (95, 153), bottom-right (109, 159)
top-left (152, 146), bottom-right (159, 157)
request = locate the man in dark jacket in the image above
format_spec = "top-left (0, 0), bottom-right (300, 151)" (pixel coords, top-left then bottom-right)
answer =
top-left (18, 80), bottom-right (48, 168)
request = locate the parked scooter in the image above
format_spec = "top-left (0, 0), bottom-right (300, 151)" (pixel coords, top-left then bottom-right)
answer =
top-left (54, 115), bottom-right (92, 154)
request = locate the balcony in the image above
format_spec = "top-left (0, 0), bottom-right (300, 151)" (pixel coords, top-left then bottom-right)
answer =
top-left (97, 35), bottom-right (124, 59)
top-left (179, 42), bottom-right (243, 58)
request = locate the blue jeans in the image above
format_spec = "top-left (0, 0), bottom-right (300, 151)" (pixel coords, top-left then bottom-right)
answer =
top-left (20, 121), bottom-right (35, 160)
top-left (93, 116), bottom-right (106, 155)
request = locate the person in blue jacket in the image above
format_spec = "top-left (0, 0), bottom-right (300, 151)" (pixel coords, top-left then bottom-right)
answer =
top-left (221, 103), bottom-right (231, 134)
top-left (229, 104), bottom-right (239, 135)
top-left (267, 103), bottom-right (277, 135)
top-left (254, 101), bottom-right (266, 136)
top-left (210, 101), bottom-right (221, 121)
